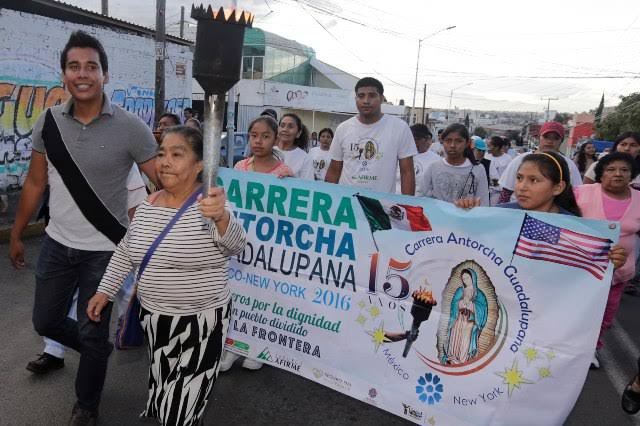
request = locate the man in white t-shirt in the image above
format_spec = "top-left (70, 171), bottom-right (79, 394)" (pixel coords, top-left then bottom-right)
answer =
top-left (395, 124), bottom-right (440, 196)
top-left (429, 128), bottom-right (445, 157)
top-left (485, 136), bottom-right (512, 205)
top-left (498, 121), bottom-right (582, 203)
top-left (325, 77), bottom-right (417, 194)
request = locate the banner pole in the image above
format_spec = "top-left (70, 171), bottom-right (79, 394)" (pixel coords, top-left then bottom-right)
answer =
top-left (511, 213), bottom-right (528, 265)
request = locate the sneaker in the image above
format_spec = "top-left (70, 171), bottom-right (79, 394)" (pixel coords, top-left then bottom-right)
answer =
top-left (26, 353), bottom-right (64, 375)
top-left (622, 382), bottom-right (640, 414)
top-left (590, 351), bottom-right (600, 370)
top-left (68, 404), bottom-right (97, 426)
top-left (625, 282), bottom-right (640, 296)
top-left (241, 358), bottom-right (264, 370)
top-left (219, 351), bottom-right (240, 372)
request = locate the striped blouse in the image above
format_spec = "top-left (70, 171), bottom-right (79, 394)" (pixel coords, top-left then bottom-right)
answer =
top-left (97, 199), bottom-right (246, 315)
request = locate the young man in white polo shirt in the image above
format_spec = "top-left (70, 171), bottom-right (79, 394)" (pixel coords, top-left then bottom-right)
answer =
top-left (325, 77), bottom-right (416, 195)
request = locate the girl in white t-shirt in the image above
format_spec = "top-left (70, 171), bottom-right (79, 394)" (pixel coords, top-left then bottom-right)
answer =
top-left (308, 127), bottom-right (333, 180)
top-left (275, 113), bottom-right (315, 180)
top-left (423, 123), bottom-right (489, 206)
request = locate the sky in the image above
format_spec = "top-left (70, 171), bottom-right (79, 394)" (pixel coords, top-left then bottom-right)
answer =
top-left (68, 0), bottom-right (640, 114)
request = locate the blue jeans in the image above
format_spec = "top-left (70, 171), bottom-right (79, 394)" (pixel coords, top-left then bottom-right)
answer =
top-left (43, 289), bottom-right (78, 358)
top-left (44, 271), bottom-right (135, 358)
top-left (32, 235), bottom-right (114, 412)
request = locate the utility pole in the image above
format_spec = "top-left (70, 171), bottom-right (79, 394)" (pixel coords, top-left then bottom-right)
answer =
top-left (421, 83), bottom-right (427, 124)
top-left (154, 0), bottom-right (166, 129)
top-left (410, 26), bottom-right (456, 126)
top-left (541, 97), bottom-right (558, 122)
top-left (101, 0), bottom-right (108, 16)
top-left (225, 0), bottom-right (238, 168)
top-left (180, 6), bottom-right (185, 38)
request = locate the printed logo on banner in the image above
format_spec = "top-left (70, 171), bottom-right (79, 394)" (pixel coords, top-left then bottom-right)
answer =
top-left (401, 403), bottom-right (423, 421)
top-left (415, 372), bottom-right (444, 405)
top-left (365, 388), bottom-right (378, 406)
top-left (257, 347), bottom-right (301, 372)
top-left (312, 368), bottom-right (323, 379)
top-left (257, 347), bottom-right (273, 362)
top-left (225, 338), bottom-right (250, 355)
top-left (310, 367), bottom-right (352, 391)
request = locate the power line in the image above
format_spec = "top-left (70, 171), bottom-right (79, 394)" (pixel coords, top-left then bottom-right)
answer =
top-left (295, 2), bottom-right (414, 91)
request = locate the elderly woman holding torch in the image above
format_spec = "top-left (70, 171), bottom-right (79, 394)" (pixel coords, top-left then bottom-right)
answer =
top-left (87, 126), bottom-right (246, 425)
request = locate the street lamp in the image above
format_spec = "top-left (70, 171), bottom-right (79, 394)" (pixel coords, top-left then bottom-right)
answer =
top-left (446, 82), bottom-right (473, 124)
top-left (411, 25), bottom-right (456, 124)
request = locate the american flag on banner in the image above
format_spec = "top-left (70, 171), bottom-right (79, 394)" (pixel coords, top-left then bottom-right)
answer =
top-left (514, 214), bottom-right (613, 280)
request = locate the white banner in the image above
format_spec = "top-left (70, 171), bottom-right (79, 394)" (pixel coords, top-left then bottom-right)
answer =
top-left (220, 169), bottom-right (618, 425)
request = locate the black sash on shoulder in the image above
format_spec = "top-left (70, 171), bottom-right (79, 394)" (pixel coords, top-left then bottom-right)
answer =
top-left (42, 109), bottom-right (126, 245)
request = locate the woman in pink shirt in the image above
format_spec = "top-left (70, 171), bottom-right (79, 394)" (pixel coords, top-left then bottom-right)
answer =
top-left (574, 152), bottom-right (640, 369)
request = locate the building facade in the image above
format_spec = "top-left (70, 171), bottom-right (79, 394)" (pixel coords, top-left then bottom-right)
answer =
top-left (0, 0), bottom-right (193, 225)
top-left (193, 28), bottom-right (406, 135)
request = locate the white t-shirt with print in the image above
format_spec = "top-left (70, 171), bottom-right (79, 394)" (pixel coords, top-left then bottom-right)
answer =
top-left (485, 153), bottom-right (512, 179)
top-left (309, 147), bottom-right (332, 181)
top-left (329, 114), bottom-right (417, 193)
top-left (485, 153), bottom-right (512, 205)
top-left (498, 151), bottom-right (583, 201)
top-left (429, 141), bottom-right (444, 157)
top-left (274, 146), bottom-right (315, 180)
top-left (395, 150), bottom-right (440, 196)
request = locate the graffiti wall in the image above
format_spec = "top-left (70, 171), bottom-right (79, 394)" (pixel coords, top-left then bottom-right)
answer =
top-left (0, 9), bottom-right (193, 225)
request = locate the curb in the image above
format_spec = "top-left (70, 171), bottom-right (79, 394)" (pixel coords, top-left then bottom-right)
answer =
top-left (0, 222), bottom-right (45, 243)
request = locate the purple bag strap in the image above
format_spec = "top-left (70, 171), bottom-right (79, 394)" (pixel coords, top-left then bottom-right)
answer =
top-left (137, 188), bottom-right (200, 281)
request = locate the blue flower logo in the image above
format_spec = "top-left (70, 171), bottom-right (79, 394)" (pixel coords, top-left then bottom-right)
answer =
top-left (416, 372), bottom-right (444, 405)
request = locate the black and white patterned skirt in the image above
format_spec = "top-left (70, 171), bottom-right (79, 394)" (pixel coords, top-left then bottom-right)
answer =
top-left (139, 301), bottom-right (231, 426)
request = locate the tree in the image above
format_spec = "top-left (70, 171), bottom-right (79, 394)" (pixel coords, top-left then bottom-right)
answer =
top-left (473, 126), bottom-right (488, 139)
top-left (594, 93), bottom-right (605, 125)
top-left (553, 112), bottom-right (572, 124)
top-left (596, 92), bottom-right (640, 140)
top-left (464, 113), bottom-right (470, 128)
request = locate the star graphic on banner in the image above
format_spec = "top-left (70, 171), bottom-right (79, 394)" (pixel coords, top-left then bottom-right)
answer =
top-left (358, 299), bottom-right (366, 309)
top-left (366, 322), bottom-right (390, 352)
top-left (523, 347), bottom-right (539, 364)
top-left (538, 367), bottom-right (552, 379)
top-left (546, 350), bottom-right (556, 360)
top-left (355, 314), bottom-right (367, 326)
top-left (369, 306), bottom-right (381, 318)
top-left (496, 359), bottom-right (534, 397)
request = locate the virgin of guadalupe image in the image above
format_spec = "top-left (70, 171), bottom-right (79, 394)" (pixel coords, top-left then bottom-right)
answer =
top-left (440, 268), bottom-right (488, 365)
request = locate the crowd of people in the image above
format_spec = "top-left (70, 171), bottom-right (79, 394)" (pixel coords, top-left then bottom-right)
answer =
top-left (7, 30), bottom-right (640, 425)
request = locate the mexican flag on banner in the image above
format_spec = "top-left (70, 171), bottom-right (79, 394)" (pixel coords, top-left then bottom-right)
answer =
top-left (355, 194), bottom-right (432, 233)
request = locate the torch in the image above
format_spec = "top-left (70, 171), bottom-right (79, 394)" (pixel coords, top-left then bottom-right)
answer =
top-left (191, 4), bottom-right (253, 197)
top-left (402, 288), bottom-right (437, 358)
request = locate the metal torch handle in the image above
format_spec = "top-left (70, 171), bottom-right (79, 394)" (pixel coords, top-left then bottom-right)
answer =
top-left (202, 92), bottom-right (225, 197)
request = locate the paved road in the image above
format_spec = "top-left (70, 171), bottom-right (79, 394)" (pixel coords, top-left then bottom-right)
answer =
top-left (1, 236), bottom-right (639, 425)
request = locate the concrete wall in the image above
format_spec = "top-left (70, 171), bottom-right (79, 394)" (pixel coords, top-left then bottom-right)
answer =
top-left (0, 9), bottom-right (193, 226)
